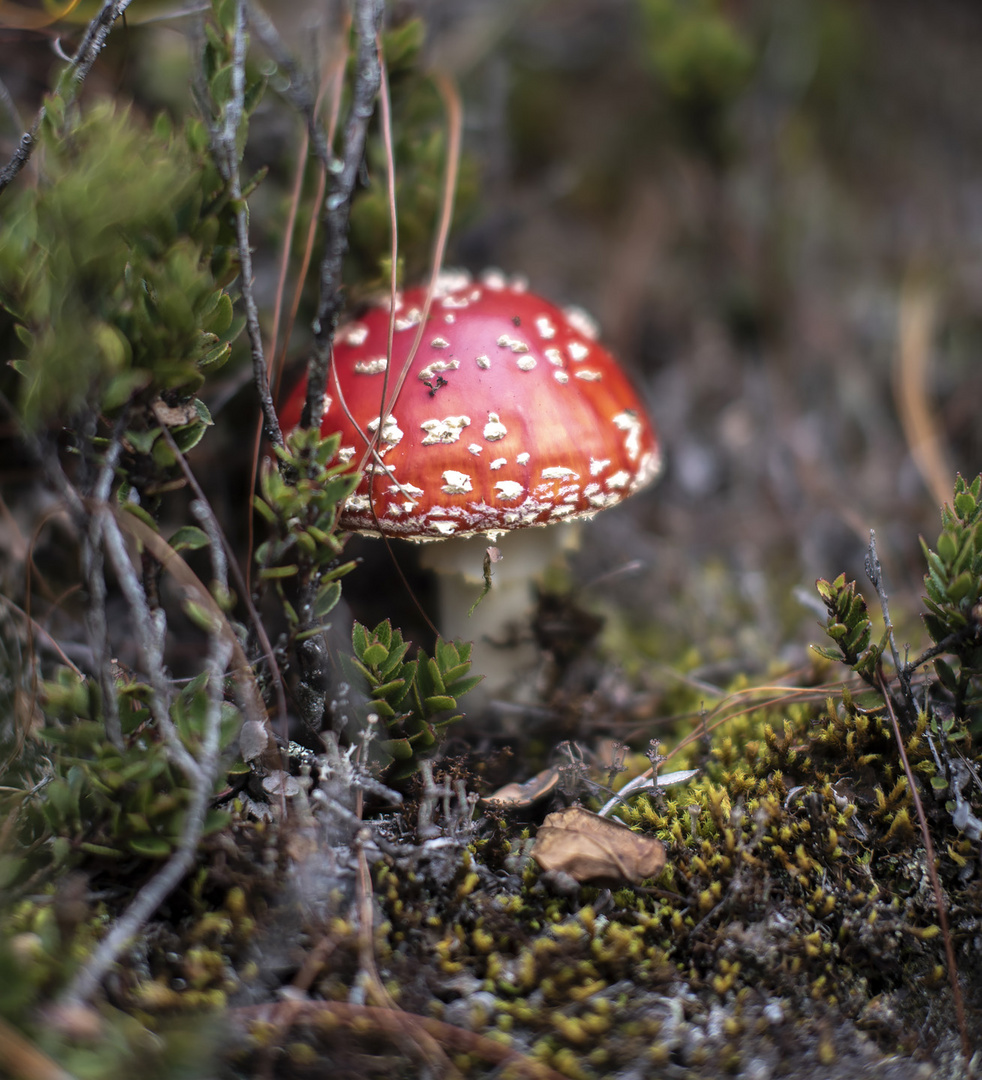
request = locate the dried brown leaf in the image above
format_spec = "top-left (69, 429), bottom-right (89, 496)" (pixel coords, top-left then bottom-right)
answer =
top-left (483, 766), bottom-right (560, 808)
top-left (531, 805), bottom-right (665, 885)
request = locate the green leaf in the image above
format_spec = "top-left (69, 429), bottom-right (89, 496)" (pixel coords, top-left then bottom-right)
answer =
top-left (124, 427), bottom-right (162, 455)
top-left (425, 657), bottom-right (447, 696)
top-left (445, 674), bottom-right (483, 698)
top-left (378, 737), bottom-right (413, 761)
top-left (183, 598), bottom-right (220, 632)
top-left (372, 678), bottom-right (407, 699)
top-left (169, 526), bottom-right (211, 552)
top-left (128, 835), bottom-right (173, 858)
top-left (202, 291), bottom-right (233, 334)
top-left (120, 501), bottom-right (159, 530)
top-left (936, 531), bottom-right (958, 566)
top-left (374, 621), bottom-right (393, 650)
top-left (259, 565), bottom-right (299, 579)
top-left (954, 491), bottom-right (977, 521)
top-left (947, 570), bottom-right (976, 604)
top-left (313, 581), bottom-right (342, 618)
top-left (423, 695), bottom-right (456, 713)
top-left (203, 808), bottom-right (231, 834)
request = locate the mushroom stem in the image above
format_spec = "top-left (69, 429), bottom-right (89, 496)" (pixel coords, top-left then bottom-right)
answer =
top-left (418, 526), bottom-right (581, 704)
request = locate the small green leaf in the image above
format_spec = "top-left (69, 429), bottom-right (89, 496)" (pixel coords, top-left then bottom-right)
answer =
top-left (125, 427), bottom-right (162, 455)
top-left (936, 531), bottom-right (958, 565)
top-left (363, 643), bottom-right (389, 668)
top-left (169, 526), bottom-right (210, 552)
top-left (372, 678), bottom-right (407, 699)
top-left (424, 695), bottom-right (456, 713)
top-left (947, 570), bottom-right (975, 604)
top-left (954, 491), bottom-right (977, 521)
top-left (378, 737), bottom-right (413, 760)
top-left (314, 581), bottom-right (342, 618)
top-left (183, 598), bottom-right (219, 632)
top-left (120, 501), bottom-right (159, 530)
top-left (128, 836), bottom-right (173, 858)
top-left (446, 674), bottom-right (483, 698)
top-left (259, 565), bottom-right (299, 579)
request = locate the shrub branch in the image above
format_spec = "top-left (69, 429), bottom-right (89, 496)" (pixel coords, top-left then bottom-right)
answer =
top-left (0, 0), bottom-right (135, 196)
top-left (302, 0), bottom-right (384, 432)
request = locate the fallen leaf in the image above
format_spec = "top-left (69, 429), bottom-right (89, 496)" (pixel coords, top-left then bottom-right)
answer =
top-left (532, 805), bottom-right (665, 885)
top-left (239, 719), bottom-right (270, 762)
top-left (483, 766), bottom-right (560, 808)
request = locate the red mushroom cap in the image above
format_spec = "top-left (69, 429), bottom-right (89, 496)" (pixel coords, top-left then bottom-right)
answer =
top-left (280, 271), bottom-right (662, 540)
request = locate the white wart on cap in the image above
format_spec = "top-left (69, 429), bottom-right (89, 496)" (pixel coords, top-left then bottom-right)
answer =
top-left (281, 271), bottom-right (662, 540)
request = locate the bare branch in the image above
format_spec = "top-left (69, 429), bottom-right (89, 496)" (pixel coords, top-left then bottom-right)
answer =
top-left (158, 409), bottom-right (288, 735)
top-left (80, 426), bottom-right (126, 749)
top-left (865, 530), bottom-right (916, 726)
top-left (216, 0), bottom-right (284, 450)
top-left (60, 629), bottom-right (233, 1006)
top-left (302, 0), bottom-right (384, 432)
top-left (0, 0), bottom-right (135, 197)
top-left (100, 508), bottom-right (201, 782)
top-left (66, 0), bottom-right (136, 87)
top-left (0, 122), bottom-right (38, 196)
top-left (878, 676), bottom-right (970, 1060)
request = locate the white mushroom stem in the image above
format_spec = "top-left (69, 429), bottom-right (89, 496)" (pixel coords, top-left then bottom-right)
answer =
top-left (417, 525), bottom-right (582, 704)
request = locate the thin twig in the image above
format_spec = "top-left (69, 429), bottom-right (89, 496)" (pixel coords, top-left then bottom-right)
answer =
top-left (4, 408), bottom-right (128, 746)
top-left (246, 28), bottom-right (347, 602)
top-left (231, 1000), bottom-right (569, 1080)
top-left (113, 510), bottom-right (270, 741)
top-left (80, 426), bottom-right (126, 749)
top-left (302, 0), bottom-right (384, 432)
top-left (370, 71), bottom-right (463, 436)
top-left (155, 411), bottom-right (287, 738)
top-left (878, 675), bottom-right (970, 1060)
top-left (66, 0), bottom-right (134, 85)
top-left (0, 0), bottom-right (134, 196)
top-left (865, 530), bottom-right (916, 727)
top-left (63, 442), bottom-right (237, 1006)
top-left (272, 46), bottom-right (346, 404)
top-left (99, 507), bottom-right (200, 781)
top-left (60, 629), bottom-right (233, 1006)
top-left (0, 1016), bottom-right (77, 1080)
top-left (245, 0), bottom-right (332, 170)
top-left (216, 0), bottom-right (284, 450)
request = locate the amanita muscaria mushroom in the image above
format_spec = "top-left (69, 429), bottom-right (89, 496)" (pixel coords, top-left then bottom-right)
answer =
top-left (280, 270), bottom-right (661, 700)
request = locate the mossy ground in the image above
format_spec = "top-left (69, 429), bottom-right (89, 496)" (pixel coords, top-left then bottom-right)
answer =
top-left (5, 618), bottom-right (977, 1080)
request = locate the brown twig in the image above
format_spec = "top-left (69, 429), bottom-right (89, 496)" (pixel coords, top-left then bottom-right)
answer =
top-left (895, 275), bottom-right (954, 509)
top-left (231, 1000), bottom-right (569, 1080)
top-left (155, 412), bottom-right (287, 744)
top-left (878, 674), bottom-right (970, 1059)
top-left (0, 1016), bottom-right (77, 1080)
